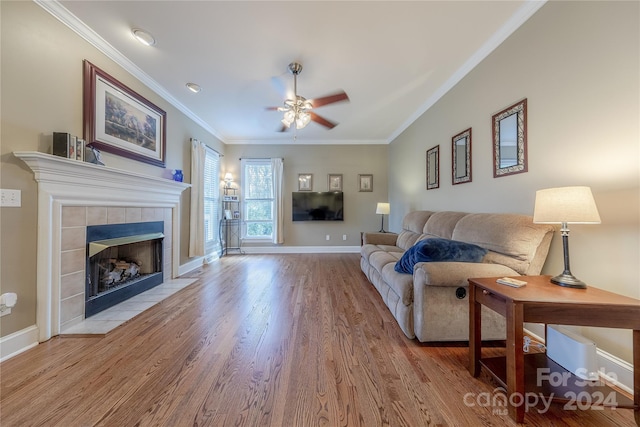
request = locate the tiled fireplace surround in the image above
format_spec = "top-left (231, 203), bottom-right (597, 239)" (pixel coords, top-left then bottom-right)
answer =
top-left (15, 151), bottom-right (189, 342)
top-left (60, 205), bottom-right (172, 331)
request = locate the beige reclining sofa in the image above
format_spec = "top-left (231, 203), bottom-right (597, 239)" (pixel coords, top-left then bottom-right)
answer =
top-left (360, 211), bottom-right (554, 342)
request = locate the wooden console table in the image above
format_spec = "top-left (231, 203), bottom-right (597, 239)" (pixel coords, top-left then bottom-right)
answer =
top-left (468, 275), bottom-right (640, 424)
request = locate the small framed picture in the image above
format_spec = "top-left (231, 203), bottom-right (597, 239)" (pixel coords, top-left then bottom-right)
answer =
top-left (224, 209), bottom-right (232, 220)
top-left (298, 173), bottom-right (313, 191)
top-left (76, 138), bottom-right (86, 161)
top-left (68, 135), bottom-right (77, 159)
top-left (233, 210), bottom-right (240, 219)
top-left (358, 174), bottom-right (373, 192)
top-left (328, 174), bottom-right (343, 191)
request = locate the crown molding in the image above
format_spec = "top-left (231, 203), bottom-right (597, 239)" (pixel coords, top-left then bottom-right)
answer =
top-left (387, 0), bottom-right (547, 143)
top-left (34, 0), bottom-right (226, 144)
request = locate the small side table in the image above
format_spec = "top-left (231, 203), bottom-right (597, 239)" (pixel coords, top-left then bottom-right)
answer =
top-left (468, 275), bottom-right (640, 424)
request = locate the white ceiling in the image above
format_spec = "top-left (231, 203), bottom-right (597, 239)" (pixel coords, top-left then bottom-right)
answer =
top-left (44, 1), bottom-right (544, 145)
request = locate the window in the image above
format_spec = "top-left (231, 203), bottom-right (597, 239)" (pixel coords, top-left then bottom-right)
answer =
top-left (241, 159), bottom-right (273, 240)
top-left (203, 148), bottom-right (220, 254)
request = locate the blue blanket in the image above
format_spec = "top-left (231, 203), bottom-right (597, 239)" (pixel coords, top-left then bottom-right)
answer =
top-left (394, 238), bottom-right (487, 274)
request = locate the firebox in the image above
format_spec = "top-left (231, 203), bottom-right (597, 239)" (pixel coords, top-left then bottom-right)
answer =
top-left (86, 221), bottom-right (164, 317)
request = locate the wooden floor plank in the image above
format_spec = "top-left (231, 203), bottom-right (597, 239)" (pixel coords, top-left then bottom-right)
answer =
top-left (0, 254), bottom-right (636, 426)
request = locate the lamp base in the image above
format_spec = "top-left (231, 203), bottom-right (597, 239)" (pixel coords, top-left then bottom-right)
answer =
top-left (550, 273), bottom-right (587, 289)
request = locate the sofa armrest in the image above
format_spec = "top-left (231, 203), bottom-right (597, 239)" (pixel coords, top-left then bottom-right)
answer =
top-left (362, 232), bottom-right (398, 246)
top-left (413, 262), bottom-right (519, 288)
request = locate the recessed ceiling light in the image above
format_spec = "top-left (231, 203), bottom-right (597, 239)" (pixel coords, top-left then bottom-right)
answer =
top-left (186, 83), bottom-right (201, 93)
top-left (132, 28), bottom-right (156, 46)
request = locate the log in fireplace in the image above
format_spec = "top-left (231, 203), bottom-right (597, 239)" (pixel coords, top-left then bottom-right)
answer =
top-left (86, 221), bottom-right (164, 317)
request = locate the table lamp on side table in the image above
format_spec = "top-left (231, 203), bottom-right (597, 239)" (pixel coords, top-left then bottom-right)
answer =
top-left (533, 186), bottom-right (601, 289)
top-left (376, 202), bottom-right (390, 233)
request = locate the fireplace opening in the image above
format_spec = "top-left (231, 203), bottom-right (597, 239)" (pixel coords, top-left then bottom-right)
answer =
top-left (86, 222), bottom-right (164, 318)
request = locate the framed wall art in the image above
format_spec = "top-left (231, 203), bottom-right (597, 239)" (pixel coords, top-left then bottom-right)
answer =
top-left (358, 174), bottom-right (373, 192)
top-left (452, 128), bottom-right (472, 185)
top-left (328, 174), bottom-right (343, 191)
top-left (83, 60), bottom-right (166, 168)
top-left (492, 98), bottom-right (527, 178)
top-left (426, 145), bottom-right (439, 190)
top-left (298, 173), bottom-right (313, 191)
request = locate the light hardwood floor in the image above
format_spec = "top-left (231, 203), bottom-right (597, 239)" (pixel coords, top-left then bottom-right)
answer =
top-left (0, 254), bottom-right (636, 426)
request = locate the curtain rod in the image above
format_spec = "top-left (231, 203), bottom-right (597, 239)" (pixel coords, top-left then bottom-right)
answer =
top-left (239, 157), bottom-right (283, 160)
top-left (204, 145), bottom-right (223, 157)
top-left (192, 138), bottom-right (223, 157)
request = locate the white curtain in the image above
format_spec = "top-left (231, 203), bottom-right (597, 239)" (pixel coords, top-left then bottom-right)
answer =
top-left (271, 157), bottom-right (284, 244)
top-left (189, 139), bottom-right (206, 257)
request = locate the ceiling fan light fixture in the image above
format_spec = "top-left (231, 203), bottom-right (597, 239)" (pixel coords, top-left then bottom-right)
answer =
top-left (282, 110), bottom-right (295, 127)
top-left (186, 83), bottom-right (201, 93)
top-left (131, 28), bottom-right (156, 46)
top-left (296, 112), bottom-right (311, 129)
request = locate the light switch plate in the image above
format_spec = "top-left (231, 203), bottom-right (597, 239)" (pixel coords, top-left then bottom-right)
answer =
top-left (0, 189), bottom-right (21, 207)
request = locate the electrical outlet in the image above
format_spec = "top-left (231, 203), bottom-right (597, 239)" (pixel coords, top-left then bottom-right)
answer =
top-left (325, 234), bottom-right (330, 241)
top-left (342, 234), bottom-right (347, 241)
top-left (0, 189), bottom-right (21, 207)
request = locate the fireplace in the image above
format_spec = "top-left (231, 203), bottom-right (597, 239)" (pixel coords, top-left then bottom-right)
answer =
top-left (86, 221), bottom-right (164, 317)
top-left (15, 151), bottom-right (189, 341)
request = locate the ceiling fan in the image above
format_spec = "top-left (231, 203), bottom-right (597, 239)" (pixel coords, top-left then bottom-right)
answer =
top-left (266, 62), bottom-right (349, 132)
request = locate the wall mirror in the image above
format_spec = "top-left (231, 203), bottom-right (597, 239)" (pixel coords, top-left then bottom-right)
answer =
top-left (492, 98), bottom-right (527, 177)
top-left (452, 128), bottom-right (472, 184)
top-left (426, 145), bottom-right (439, 190)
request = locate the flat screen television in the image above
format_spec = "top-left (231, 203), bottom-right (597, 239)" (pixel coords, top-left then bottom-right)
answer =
top-left (292, 192), bottom-right (343, 221)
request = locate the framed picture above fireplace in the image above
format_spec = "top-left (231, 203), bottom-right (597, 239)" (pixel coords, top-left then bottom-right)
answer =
top-left (83, 60), bottom-right (166, 168)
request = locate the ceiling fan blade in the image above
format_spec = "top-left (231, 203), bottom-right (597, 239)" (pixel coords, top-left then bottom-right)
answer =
top-left (310, 112), bottom-right (337, 129)
top-left (265, 106), bottom-right (281, 111)
top-left (277, 123), bottom-right (290, 132)
top-left (309, 91), bottom-right (349, 108)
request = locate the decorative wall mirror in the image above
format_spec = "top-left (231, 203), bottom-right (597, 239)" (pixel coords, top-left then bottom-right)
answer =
top-left (492, 98), bottom-right (527, 177)
top-left (426, 145), bottom-right (439, 190)
top-left (452, 128), bottom-right (472, 185)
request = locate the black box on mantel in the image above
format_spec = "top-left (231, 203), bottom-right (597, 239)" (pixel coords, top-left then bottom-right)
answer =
top-left (52, 132), bottom-right (77, 159)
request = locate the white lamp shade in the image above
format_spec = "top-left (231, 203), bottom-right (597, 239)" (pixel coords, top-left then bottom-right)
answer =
top-left (533, 186), bottom-right (601, 224)
top-left (376, 202), bottom-right (390, 215)
top-left (224, 172), bottom-right (233, 182)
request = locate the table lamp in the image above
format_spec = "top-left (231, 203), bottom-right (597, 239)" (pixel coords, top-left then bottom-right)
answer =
top-left (533, 186), bottom-right (601, 288)
top-left (376, 202), bottom-right (390, 233)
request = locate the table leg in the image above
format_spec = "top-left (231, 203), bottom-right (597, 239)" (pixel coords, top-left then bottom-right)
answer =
top-left (633, 329), bottom-right (639, 426)
top-left (505, 301), bottom-right (525, 423)
top-left (469, 284), bottom-right (482, 377)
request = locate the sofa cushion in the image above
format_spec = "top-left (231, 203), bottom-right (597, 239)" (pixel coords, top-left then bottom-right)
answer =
top-left (394, 238), bottom-right (488, 274)
top-left (451, 213), bottom-right (554, 275)
top-left (423, 211), bottom-right (468, 239)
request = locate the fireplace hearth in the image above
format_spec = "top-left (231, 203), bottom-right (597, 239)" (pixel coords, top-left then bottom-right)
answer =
top-left (86, 221), bottom-right (164, 317)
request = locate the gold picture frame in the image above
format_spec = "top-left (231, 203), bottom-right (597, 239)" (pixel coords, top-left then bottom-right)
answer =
top-left (298, 173), bottom-right (313, 191)
top-left (328, 174), bottom-right (343, 191)
top-left (358, 174), bottom-right (373, 192)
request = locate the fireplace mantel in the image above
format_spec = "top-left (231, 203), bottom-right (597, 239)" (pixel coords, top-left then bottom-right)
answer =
top-left (14, 151), bottom-right (190, 341)
top-left (14, 151), bottom-right (189, 204)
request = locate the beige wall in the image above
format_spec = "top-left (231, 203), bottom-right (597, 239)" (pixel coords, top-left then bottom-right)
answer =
top-left (223, 144), bottom-right (388, 247)
top-left (0, 1), bottom-right (224, 336)
top-left (2, 0), bottom-right (638, 369)
top-left (389, 1), bottom-right (639, 362)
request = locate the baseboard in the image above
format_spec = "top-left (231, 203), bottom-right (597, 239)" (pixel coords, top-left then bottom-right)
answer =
top-left (524, 328), bottom-right (633, 395)
top-left (241, 245), bottom-right (361, 254)
top-left (178, 257), bottom-right (205, 276)
top-left (0, 325), bottom-right (39, 362)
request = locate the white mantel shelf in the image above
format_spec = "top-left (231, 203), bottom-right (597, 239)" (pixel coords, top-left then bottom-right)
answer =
top-left (14, 151), bottom-right (190, 204)
top-left (14, 151), bottom-right (190, 341)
